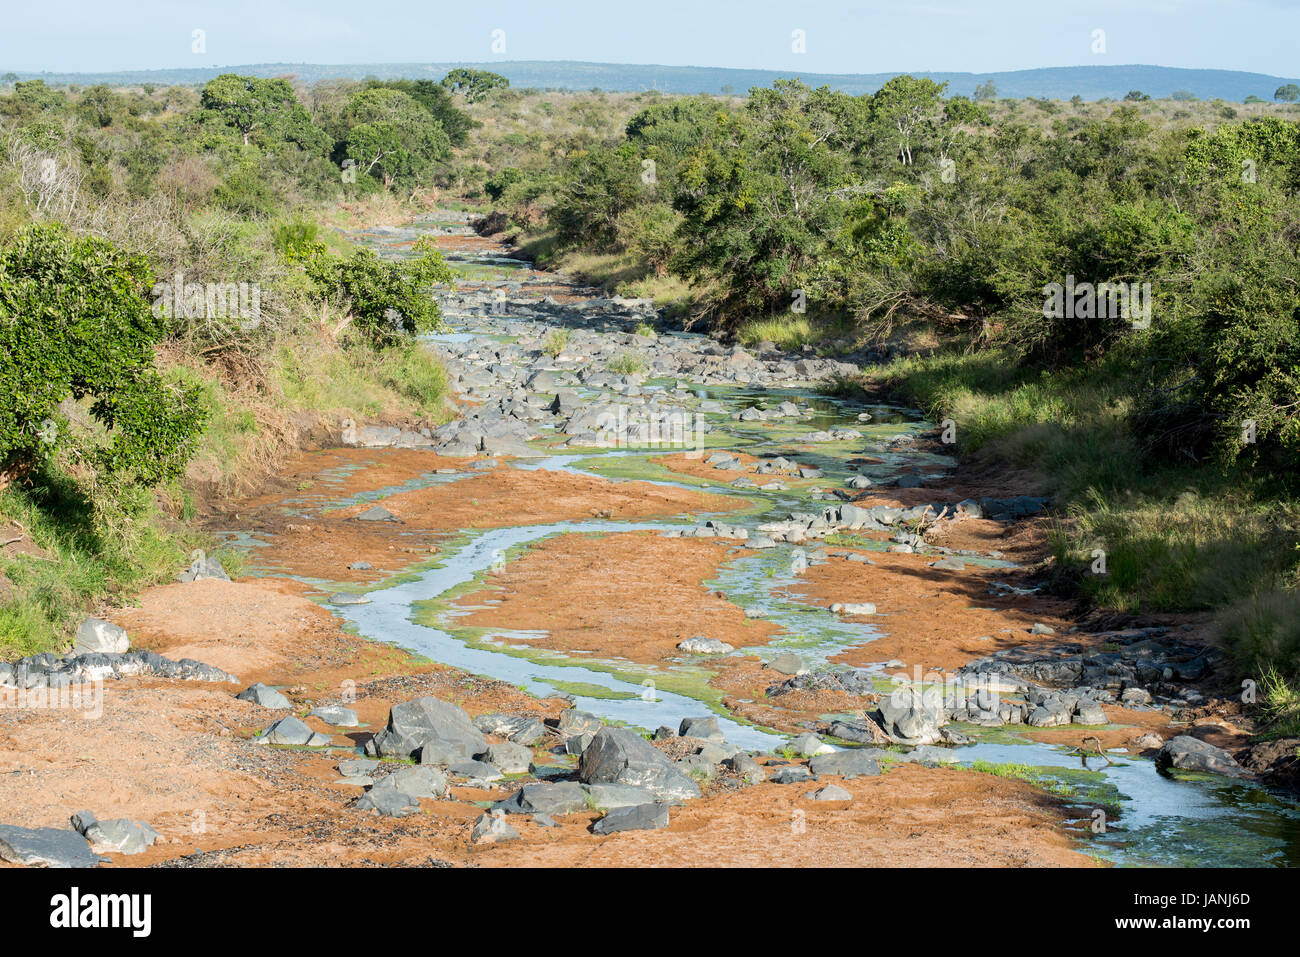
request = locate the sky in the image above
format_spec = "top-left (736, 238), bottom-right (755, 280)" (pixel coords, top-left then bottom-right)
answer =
top-left (1, 0), bottom-right (1297, 77)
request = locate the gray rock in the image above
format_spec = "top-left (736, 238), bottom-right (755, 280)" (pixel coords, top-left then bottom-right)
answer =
top-left (677, 636), bottom-right (734, 654)
top-left (474, 712), bottom-right (547, 745)
top-left (448, 760), bottom-right (504, 783)
top-left (827, 718), bottom-right (892, 745)
top-left (809, 750), bottom-right (882, 779)
top-left (0, 825), bottom-right (103, 868)
top-left (471, 812), bottom-right (519, 843)
top-left (372, 765), bottom-right (449, 799)
top-left (370, 696), bottom-right (486, 762)
top-left (257, 715), bottom-right (330, 747)
top-left (75, 618), bottom-right (129, 655)
top-left (309, 704), bottom-right (359, 727)
top-left (328, 593), bottom-right (371, 606)
top-left (583, 783), bottom-right (663, 810)
top-left (556, 709), bottom-right (602, 738)
top-left (483, 741), bottom-right (533, 774)
top-left (592, 803), bottom-right (669, 834)
top-left (494, 782), bottom-right (589, 816)
top-left (766, 652), bottom-right (809, 676)
top-left (678, 715), bottom-right (722, 741)
top-left (236, 683), bottom-right (292, 709)
top-left (1073, 700), bottom-right (1108, 725)
top-left (791, 732), bottom-right (832, 757)
top-left (1156, 736), bottom-right (1251, 779)
top-left (769, 765), bottom-right (814, 784)
top-left (354, 505), bottom-right (400, 522)
top-left (877, 685), bottom-right (946, 745)
top-left (806, 784), bottom-right (853, 801)
top-left (578, 727), bottom-right (701, 801)
top-left (354, 788), bottom-right (419, 817)
top-left (81, 819), bottom-right (160, 855)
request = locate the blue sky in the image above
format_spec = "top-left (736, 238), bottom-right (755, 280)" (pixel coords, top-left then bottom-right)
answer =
top-left (2, 0), bottom-right (1297, 76)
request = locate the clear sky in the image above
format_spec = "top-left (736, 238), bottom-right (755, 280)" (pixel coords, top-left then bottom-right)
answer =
top-left (2, 0), bottom-right (1297, 77)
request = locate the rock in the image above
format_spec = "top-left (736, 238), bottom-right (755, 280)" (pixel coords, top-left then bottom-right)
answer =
top-left (1029, 622), bottom-right (1056, 635)
top-left (1073, 700), bottom-right (1108, 725)
top-left (809, 750), bottom-right (881, 779)
top-left (827, 718), bottom-right (892, 745)
top-left (448, 760), bottom-right (504, 783)
top-left (354, 788), bottom-right (419, 817)
top-left (236, 682), bottom-right (292, 709)
top-left (791, 732), bottom-right (834, 757)
top-left (765, 652), bottom-right (809, 676)
top-left (473, 712), bottom-right (547, 745)
top-left (677, 636), bottom-right (734, 654)
top-left (877, 685), bottom-right (946, 745)
top-left (592, 803), bottom-right (670, 835)
top-left (1156, 735), bottom-right (1251, 779)
top-left (583, 784), bottom-right (663, 809)
top-left (179, 554), bottom-right (230, 583)
top-left (769, 765), bottom-right (814, 784)
top-left (309, 704), bottom-right (359, 727)
top-left (354, 505), bottom-right (400, 522)
top-left (675, 754), bottom-right (717, 781)
top-left (256, 715), bottom-right (330, 747)
top-left (929, 558), bottom-right (966, 572)
top-left (494, 782), bottom-right (589, 816)
top-left (370, 696), bottom-right (486, 762)
top-left (806, 784), bottom-right (852, 802)
top-left (724, 753), bottom-right (766, 784)
top-left (578, 727), bottom-right (701, 801)
top-left (556, 709), bottom-right (602, 738)
top-left (564, 732), bottom-right (595, 756)
top-left (80, 819), bottom-right (160, 856)
top-left (1130, 732), bottom-right (1164, 750)
top-left (0, 825), bottom-right (103, 868)
top-left (471, 812), bottom-right (519, 844)
top-left (338, 759), bottom-right (379, 777)
top-left (483, 741), bottom-right (533, 774)
top-left (1120, 687), bottom-right (1153, 708)
top-left (830, 602), bottom-right (876, 616)
top-left (328, 593), bottom-right (371, 606)
top-left (371, 766), bottom-right (449, 799)
top-left (74, 618), bottom-right (129, 655)
top-left (678, 715), bottom-right (722, 741)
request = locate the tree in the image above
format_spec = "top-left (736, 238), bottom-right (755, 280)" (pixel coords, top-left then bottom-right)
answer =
top-left (1274, 84), bottom-right (1300, 103)
top-left (199, 74), bottom-right (330, 153)
top-left (342, 87), bottom-right (451, 189)
top-left (1171, 89), bottom-right (1198, 102)
top-left (362, 78), bottom-right (474, 146)
top-left (0, 224), bottom-right (205, 485)
top-left (440, 69), bottom-right (509, 103)
top-left (974, 80), bottom-right (998, 102)
top-left (871, 75), bottom-right (948, 165)
top-left (1123, 90), bottom-right (1152, 102)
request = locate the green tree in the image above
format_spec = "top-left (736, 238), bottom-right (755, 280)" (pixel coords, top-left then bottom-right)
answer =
top-left (199, 74), bottom-right (330, 153)
top-left (974, 80), bottom-right (998, 102)
top-left (0, 224), bottom-right (205, 485)
top-left (1274, 84), bottom-right (1300, 103)
top-left (440, 69), bottom-right (509, 103)
top-left (342, 88), bottom-right (451, 189)
top-left (362, 78), bottom-right (474, 145)
top-left (871, 75), bottom-right (948, 165)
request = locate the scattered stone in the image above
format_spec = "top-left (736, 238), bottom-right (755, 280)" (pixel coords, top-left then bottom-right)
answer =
top-left (368, 696), bottom-right (487, 762)
top-left (494, 782), bottom-right (588, 816)
top-left (765, 652), bottom-right (809, 676)
top-left (805, 784), bottom-right (852, 802)
top-left (0, 825), bottom-right (103, 868)
top-left (471, 812), bottom-right (519, 844)
top-left (578, 727), bottom-right (701, 801)
top-left (808, 750), bottom-right (881, 779)
top-left (354, 505), bottom-right (400, 522)
top-left (483, 741), bottom-right (533, 774)
top-left (309, 704), bottom-right (359, 727)
top-left (236, 682), bottom-right (292, 709)
top-left (256, 716), bottom-right (330, 747)
top-left (677, 636), bottom-right (734, 654)
top-left (592, 803), bottom-right (669, 835)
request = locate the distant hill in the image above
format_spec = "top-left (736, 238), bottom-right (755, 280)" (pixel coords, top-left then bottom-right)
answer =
top-left (6, 61), bottom-right (1298, 102)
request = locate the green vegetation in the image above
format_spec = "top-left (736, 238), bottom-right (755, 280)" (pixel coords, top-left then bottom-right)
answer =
top-left (0, 72), bottom-right (464, 654)
top-left (474, 81), bottom-right (1300, 714)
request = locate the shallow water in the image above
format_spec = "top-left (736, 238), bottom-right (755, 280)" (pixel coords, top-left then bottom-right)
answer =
top-left (224, 220), bottom-right (1300, 868)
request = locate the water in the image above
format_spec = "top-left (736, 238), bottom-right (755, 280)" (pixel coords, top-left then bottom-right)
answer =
top-left (221, 217), bottom-right (1300, 868)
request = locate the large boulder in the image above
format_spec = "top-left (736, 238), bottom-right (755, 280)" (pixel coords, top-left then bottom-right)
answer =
top-left (592, 803), bottom-right (670, 835)
top-left (1156, 735), bottom-right (1251, 779)
top-left (236, 683), bottom-right (291, 709)
top-left (578, 727), bottom-right (701, 801)
top-left (368, 696), bottom-right (486, 761)
top-left (877, 685), bottom-right (946, 745)
top-left (808, 749), bottom-right (882, 779)
top-left (0, 825), bottom-right (103, 868)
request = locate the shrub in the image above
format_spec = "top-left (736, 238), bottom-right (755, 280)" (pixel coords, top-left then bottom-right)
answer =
top-left (0, 223), bottom-right (206, 486)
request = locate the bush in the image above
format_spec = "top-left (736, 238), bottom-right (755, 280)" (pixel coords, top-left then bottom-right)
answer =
top-left (0, 223), bottom-right (206, 486)
top-left (305, 236), bottom-right (453, 346)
